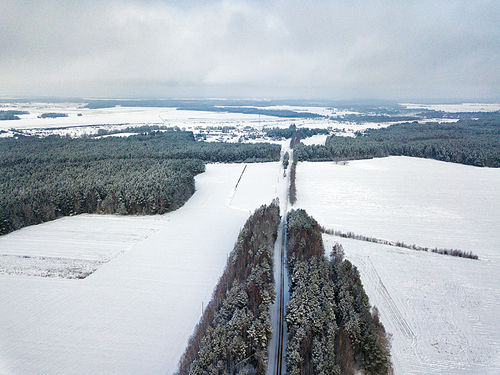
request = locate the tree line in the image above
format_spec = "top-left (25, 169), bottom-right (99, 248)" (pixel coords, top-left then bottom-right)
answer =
top-left (287, 129), bottom-right (301, 206)
top-left (286, 209), bottom-right (393, 375)
top-left (289, 153), bottom-right (297, 206)
top-left (176, 202), bottom-right (281, 375)
top-left (1, 130), bottom-right (280, 165)
top-left (266, 124), bottom-right (329, 141)
top-left (0, 131), bottom-right (281, 235)
top-left (0, 110), bottom-right (29, 120)
top-left (282, 151), bottom-right (290, 170)
top-left (294, 117), bottom-right (500, 167)
top-left (323, 228), bottom-right (479, 260)
top-left (0, 158), bottom-right (202, 234)
top-left (38, 112), bottom-right (69, 119)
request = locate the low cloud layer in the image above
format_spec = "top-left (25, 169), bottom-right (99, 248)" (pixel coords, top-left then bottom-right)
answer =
top-left (1, 0), bottom-right (499, 100)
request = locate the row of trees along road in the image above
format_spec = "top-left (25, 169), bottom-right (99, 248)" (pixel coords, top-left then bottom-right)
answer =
top-left (0, 130), bottom-right (281, 235)
top-left (176, 203), bottom-right (280, 375)
top-left (286, 209), bottom-right (393, 375)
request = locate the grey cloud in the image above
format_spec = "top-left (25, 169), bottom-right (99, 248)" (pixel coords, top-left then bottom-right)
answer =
top-left (0, 0), bottom-right (499, 100)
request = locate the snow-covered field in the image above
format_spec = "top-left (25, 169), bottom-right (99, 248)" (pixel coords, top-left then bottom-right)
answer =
top-left (0, 215), bottom-right (168, 279)
top-left (296, 157), bottom-right (500, 374)
top-left (2, 102), bottom-right (500, 374)
top-left (0, 102), bottom-right (332, 140)
top-left (0, 102), bottom-right (381, 140)
top-left (0, 103), bottom-right (269, 129)
top-left (8, 101), bottom-right (461, 144)
top-left (403, 103), bottom-right (500, 113)
top-left (0, 162), bottom-right (284, 375)
top-left (300, 134), bottom-right (328, 145)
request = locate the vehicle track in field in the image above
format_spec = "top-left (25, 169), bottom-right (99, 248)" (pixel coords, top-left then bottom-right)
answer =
top-left (228, 164), bottom-right (247, 206)
top-left (360, 256), bottom-right (415, 341)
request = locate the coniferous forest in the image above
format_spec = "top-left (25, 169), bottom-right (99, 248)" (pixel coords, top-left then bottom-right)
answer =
top-left (294, 117), bottom-right (500, 167)
top-left (177, 202), bottom-right (280, 375)
top-left (0, 131), bottom-right (281, 235)
top-left (286, 209), bottom-right (393, 375)
top-left (0, 110), bottom-right (29, 120)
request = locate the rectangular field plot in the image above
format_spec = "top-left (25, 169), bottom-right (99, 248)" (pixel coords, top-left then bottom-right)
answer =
top-left (0, 215), bottom-right (166, 278)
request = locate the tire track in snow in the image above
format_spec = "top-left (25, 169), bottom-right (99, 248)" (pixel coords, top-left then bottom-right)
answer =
top-left (361, 256), bottom-right (415, 341)
top-left (354, 255), bottom-right (422, 374)
top-left (228, 164), bottom-right (247, 206)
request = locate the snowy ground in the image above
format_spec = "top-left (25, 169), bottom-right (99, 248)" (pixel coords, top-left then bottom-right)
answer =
top-left (402, 103), bottom-right (500, 113)
top-left (0, 102), bottom-right (387, 141)
top-left (295, 157), bottom-right (500, 374)
top-left (0, 102), bottom-right (333, 140)
top-left (1, 155), bottom-right (499, 374)
top-left (0, 215), bottom-right (167, 278)
top-left (3, 102), bottom-right (499, 140)
top-left (0, 162), bottom-right (284, 375)
top-left (2, 102), bottom-right (500, 373)
top-left (300, 134), bottom-right (328, 145)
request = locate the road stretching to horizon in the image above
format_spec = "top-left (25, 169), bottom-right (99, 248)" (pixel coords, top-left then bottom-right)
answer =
top-left (267, 147), bottom-right (291, 375)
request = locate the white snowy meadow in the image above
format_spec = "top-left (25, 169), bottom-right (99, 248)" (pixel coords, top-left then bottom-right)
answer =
top-left (0, 162), bottom-right (284, 374)
top-left (1, 104), bottom-right (500, 374)
top-left (296, 157), bottom-right (500, 374)
top-left (0, 102), bottom-right (379, 140)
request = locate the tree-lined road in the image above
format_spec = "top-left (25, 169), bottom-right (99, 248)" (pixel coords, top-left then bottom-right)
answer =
top-left (267, 147), bottom-right (291, 375)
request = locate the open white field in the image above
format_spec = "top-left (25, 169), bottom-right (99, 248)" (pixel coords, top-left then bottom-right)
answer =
top-left (300, 134), bottom-right (329, 145)
top-left (403, 103), bottom-right (500, 113)
top-left (0, 103), bottom-right (269, 129)
top-left (0, 103), bottom-right (321, 134)
top-left (0, 215), bottom-right (168, 277)
top-left (0, 162), bottom-right (283, 375)
top-left (0, 102), bottom-right (377, 140)
top-left (296, 157), bottom-right (500, 374)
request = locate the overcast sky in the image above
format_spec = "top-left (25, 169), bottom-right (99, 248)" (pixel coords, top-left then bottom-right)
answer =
top-left (1, 0), bottom-right (499, 100)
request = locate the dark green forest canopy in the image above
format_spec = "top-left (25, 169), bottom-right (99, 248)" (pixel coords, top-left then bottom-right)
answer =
top-left (265, 125), bottom-right (330, 140)
top-left (285, 209), bottom-right (392, 375)
top-left (0, 110), bottom-right (29, 120)
top-left (38, 112), bottom-right (69, 119)
top-left (295, 117), bottom-right (500, 167)
top-left (0, 130), bottom-right (280, 164)
top-left (0, 131), bottom-right (281, 235)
